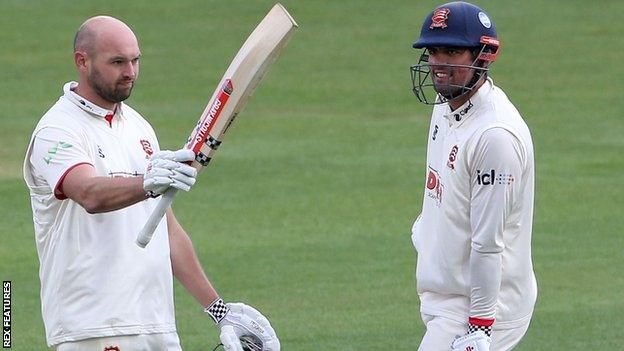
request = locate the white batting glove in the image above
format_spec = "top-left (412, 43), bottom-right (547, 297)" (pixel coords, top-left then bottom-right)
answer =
top-left (451, 330), bottom-right (491, 351)
top-left (205, 299), bottom-right (280, 351)
top-left (143, 149), bottom-right (197, 197)
top-left (220, 325), bottom-right (244, 351)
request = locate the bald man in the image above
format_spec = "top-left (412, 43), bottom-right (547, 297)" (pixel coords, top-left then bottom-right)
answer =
top-left (23, 16), bottom-right (279, 351)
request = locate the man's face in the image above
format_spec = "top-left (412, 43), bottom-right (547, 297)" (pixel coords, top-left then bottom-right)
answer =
top-left (426, 47), bottom-right (476, 99)
top-left (86, 41), bottom-right (141, 104)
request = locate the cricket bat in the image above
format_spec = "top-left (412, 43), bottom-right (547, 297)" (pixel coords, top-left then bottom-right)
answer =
top-left (136, 3), bottom-right (298, 248)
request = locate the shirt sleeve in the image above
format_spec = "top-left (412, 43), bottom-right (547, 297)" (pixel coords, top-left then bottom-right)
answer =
top-left (29, 126), bottom-right (93, 199)
top-left (468, 127), bottom-right (525, 320)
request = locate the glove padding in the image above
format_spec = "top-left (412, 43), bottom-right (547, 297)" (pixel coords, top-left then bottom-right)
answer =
top-left (219, 326), bottom-right (244, 351)
top-left (220, 326), bottom-right (263, 351)
top-left (143, 149), bottom-right (197, 195)
top-left (219, 303), bottom-right (280, 351)
top-left (451, 330), bottom-right (491, 351)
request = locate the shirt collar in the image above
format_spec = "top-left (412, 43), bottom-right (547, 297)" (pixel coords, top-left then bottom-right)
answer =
top-left (443, 77), bottom-right (494, 126)
top-left (63, 81), bottom-right (118, 118)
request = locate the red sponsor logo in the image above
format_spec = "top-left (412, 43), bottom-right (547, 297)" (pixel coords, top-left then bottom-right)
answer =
top-left (426, 166), bottom-right (443, 205)
top-left (426, 170), bottom-right (438, 190)
top-left (466, 347), bottom-right (474, 351)
top-left (478, 36), bottom-right (501, 62)
top-left (430, 8), bottom-right (450, 29)
top-left (140, 140), bottom-right (153, 156)
top-left (103, 347), bottom-right (120, 351)
top-left (187, 79), bottom-right (233, 154)
top-left (447, 145), bottom-right (458, 170)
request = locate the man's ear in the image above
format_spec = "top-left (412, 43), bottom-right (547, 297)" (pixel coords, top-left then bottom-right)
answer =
top-left (74, 51), bottom-right (88, 72)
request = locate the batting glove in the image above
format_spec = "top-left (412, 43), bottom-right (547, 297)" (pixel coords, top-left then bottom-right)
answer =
top-left (143, 149), bottom-right (197, 197)
top-left (219, 326), bottom-right (265, 351)
top-left (451, 330), bottom-right (491, 351)
top-left (205, 299), bottom-right (280, 351)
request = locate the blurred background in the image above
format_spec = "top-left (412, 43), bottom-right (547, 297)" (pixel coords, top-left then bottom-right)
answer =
top-left (1, 1), bottom-right (622, 349)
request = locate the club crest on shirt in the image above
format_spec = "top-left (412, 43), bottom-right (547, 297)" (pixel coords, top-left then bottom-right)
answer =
top-left (425, 166), bottom-right (443, 206)
top-left (446, 145), bottom-right (458, 170)
top-left (140, 139), bottom-right (154, 158)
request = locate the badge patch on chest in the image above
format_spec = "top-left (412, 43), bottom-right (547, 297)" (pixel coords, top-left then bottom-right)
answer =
top-left (447, 144), bottom-right (458, 170)
top-left (425, 166), bottom-right (443, 206)
top-left (140, 139), bottom-right (154, 158)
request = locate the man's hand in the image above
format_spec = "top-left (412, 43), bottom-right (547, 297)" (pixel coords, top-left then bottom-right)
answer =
top-left (451, 330), bottom-right (491, 351)
top-left (206, 299), bottom-right (280, 351)
top-left (143, 149), bottom-right (197, 197)
top-left (219, 325), bottom-right (244, 351)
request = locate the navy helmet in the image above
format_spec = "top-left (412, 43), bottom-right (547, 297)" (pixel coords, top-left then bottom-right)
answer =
top-left (413, 1), bottom-right (498, 51)
top-left (410, 1), bottom-right (500, 105)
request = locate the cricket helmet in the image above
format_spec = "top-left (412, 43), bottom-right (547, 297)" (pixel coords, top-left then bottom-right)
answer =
top-left (410, 1), bottom-right (500, 104)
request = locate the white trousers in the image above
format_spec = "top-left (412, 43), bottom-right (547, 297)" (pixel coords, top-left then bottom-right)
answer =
top-left (418, 314), bottom-right (530, 351)
top-left (55, 332), bottom-right (182, 351)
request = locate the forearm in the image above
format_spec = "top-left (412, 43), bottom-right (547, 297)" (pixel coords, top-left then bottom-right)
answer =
top-left (63, 171), bottom-right (148, 213)
top-left (469, 248), bottom-right (502, 330)
top-left (167, 210), bottom-right (219, 307)
top-left (57, 164), bottom-right (147, 213)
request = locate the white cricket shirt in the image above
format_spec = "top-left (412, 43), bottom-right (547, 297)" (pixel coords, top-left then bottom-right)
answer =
top-left (411, 78), bottom-right (537, 329)
top-left (23, 82), bottom-right (175, 346)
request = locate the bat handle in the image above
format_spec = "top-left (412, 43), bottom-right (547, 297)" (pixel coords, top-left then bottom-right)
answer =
top-left (136, 188), bottom-right (178, 248)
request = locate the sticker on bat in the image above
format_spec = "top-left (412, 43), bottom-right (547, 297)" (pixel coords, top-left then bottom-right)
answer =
top-left (187, 80), bottom-right (234, 153)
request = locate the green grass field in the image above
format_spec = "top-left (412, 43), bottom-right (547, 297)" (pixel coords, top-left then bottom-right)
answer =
top-left (1, 0), bottom-right (623, 349)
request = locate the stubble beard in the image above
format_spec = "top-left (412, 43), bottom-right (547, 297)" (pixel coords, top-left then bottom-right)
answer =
top-left (90, 67), bottom-right (134, 104)
top-left (432, 68), bottom-right (474, 101)
top-left (434, 83), bottom-right (464, 100)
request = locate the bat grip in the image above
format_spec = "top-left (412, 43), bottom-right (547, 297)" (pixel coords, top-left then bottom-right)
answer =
top-left (136, 188), bottom-right (178, 248)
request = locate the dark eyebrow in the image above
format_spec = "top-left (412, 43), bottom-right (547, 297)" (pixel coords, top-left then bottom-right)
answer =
top-left (110, 54), bottom-right (141, 61)
top-left (427, 47), bottom-right (469, 51)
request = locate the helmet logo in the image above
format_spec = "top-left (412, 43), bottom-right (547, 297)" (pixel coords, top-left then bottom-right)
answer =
top-left (478, 12), bottom-right (492, 28)
top-left (430, 8), bottom-right (450, 29)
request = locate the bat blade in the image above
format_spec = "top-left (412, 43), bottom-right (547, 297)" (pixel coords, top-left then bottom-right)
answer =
top-left (136, 3), bottom-right (298, 248)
